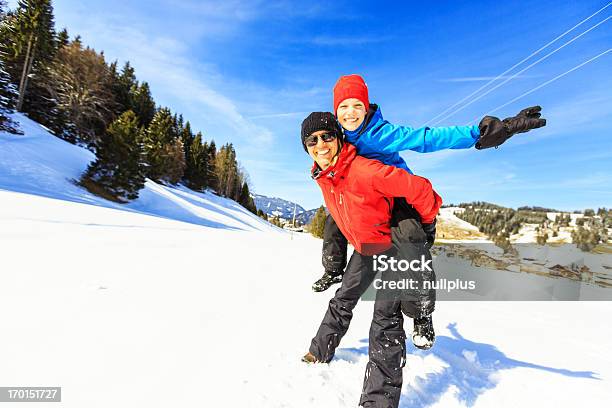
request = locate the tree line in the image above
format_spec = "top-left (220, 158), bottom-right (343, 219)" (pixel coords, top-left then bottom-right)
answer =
top-left (456, 202), bottom-right (610, 252)
top-left (0, 0), bottom-right (257, 213)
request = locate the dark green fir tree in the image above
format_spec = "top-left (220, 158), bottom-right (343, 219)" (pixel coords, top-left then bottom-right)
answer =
top-left (0, 54), bottom-right (20, 133)
top-left (80, 110), bottom-right (146, 202)
top-left (143, 107), bottom-right (184, 183)
top-left (0, 0), bottom-right (57, 113)
top-left (130, 81), bottom-right (155, 126)
top-left (206, 140), bottom-right (218, 192)
top-left (56, 27), bottom-right (69, 49)
top-left (309, 206), bottom-right (327, 238)
top-left (238, 181), bottom-right (257, 214)
top-left (185, 132), bottom-right (209, 191)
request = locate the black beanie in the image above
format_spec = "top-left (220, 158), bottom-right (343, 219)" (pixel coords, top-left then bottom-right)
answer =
top-left (301, 112), bottom-right (342, 152)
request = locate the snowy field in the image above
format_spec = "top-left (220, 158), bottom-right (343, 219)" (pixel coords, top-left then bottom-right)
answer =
top-left (2, 115), bottom-right (612, 407)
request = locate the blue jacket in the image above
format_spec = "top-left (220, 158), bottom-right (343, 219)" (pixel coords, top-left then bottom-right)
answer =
top-left (343, 104), bottom-right (480, 173)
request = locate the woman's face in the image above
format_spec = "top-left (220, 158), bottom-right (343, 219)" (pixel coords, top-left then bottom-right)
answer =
top-left (307, 130), bottom-right (339, 170)
top-left (336, 98), bottom-right (367, 131)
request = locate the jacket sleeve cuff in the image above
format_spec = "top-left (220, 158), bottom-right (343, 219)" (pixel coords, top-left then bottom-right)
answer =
top-left (471, 125), bottom-right (481, 141)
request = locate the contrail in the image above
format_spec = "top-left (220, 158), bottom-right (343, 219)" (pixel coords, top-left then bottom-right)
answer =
top-left (422, 2), bottom-right (612, 126)
top-left (431, 15), bottom-right (611, 125)
top-left (464, 48), bottom-right (611, 125)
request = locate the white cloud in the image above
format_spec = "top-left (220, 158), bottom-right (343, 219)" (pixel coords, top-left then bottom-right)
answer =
top-left (311, 35), bottom-right (394, 46)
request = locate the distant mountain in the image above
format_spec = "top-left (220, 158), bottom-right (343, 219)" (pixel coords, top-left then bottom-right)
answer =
top-left (252, 194), bottom-right (306, 220)
top-left (252, 194), bottom-right (323, 225)
top-left (295, 208), bottom-right (320, 225)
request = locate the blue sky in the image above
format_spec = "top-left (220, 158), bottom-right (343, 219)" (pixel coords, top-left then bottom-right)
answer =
top-left (9, 0), bottom-right (611, 210)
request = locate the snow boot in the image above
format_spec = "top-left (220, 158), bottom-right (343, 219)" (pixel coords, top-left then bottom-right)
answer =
top-left (412, 315), bottom-right (435, 350)
top-left (312, 270), bottom-right (343, 292)
top-left (301, 352), bottom-right (319, 364)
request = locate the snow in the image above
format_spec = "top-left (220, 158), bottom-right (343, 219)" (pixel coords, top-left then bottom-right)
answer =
top-left (546, 212), bottom-right (589, 226)
top-left (437, 207), bottom-right (492, 243)
top-left (0, 113), bottom-right (276, 233)
top-left (511, 223), bottom-right (539, 243)
top-left (1, 114), bottom-right (612, 407)
top-left (439, 207), bottom-right (479, 231)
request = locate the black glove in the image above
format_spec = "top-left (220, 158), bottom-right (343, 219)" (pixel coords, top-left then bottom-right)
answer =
top-left (476, 106), bottom-right (546, 149)
top-left (421, 220), bottom-right (436, 250)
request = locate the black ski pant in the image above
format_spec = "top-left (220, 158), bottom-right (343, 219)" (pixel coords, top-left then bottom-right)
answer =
top-left (322, 213), bottom-right (348, 274)
top-left (321, 198), bottom-right (435, 318)
top-left (359, 288), bottom-right (405, 408)
top-left (309, 249), bottom-right (406, 408)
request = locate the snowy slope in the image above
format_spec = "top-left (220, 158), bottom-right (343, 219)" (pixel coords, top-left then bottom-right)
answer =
top-left (1, 114), bottom-right (612, 407)
top-left (0, 113), bottom-right (276, 232)
top-left (437, 207), bottom-right (491, 243)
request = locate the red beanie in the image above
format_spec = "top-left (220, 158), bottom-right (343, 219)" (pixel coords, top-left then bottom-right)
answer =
top-left (333, 74), bottom-right (369, 116)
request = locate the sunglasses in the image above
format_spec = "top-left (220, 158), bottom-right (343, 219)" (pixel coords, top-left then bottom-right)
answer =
top-left (305, 132), bottom-right (337, 148)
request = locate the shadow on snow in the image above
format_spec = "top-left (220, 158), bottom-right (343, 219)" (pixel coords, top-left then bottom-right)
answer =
top-left (334, 322), bottom-right (599, 407)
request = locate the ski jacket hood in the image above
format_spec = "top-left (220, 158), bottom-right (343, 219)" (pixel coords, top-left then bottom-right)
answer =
top-left (311, 143), bottom-right (442, 255)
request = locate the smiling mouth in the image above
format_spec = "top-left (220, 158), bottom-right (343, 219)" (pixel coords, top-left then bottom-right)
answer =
top-left (317, 148), bottom-right (331, 156)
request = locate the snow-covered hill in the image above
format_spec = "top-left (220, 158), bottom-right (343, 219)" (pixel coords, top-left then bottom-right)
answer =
top-left (437, 207), bottom-right (491, 243)
top-left (0, 113), bottom-right (276, 232)
top-left (1, 114), bottom-right (612, 407)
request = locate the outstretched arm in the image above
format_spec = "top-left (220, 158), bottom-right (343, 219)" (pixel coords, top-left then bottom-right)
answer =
top-left (360, 119), bottom-right (480, 154)
top-left (360, 106), bottom-right (546, 153)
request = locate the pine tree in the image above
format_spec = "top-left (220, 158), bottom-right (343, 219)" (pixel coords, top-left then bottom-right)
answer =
top-left (143, 107), bottom-right (184, 183)
top-left (0, 58), bottom-right (16, 108)
top-left (112, 61), bottom-right (136, 114)
top-left (56, 27), bottom-right (68, 48)
top-left (309, 206), bottom-right (327, 238)
top-left (130, 81), bottom-right (155, 126)
top-left (80, 110), bottom-right (146, 201)
top-left (238, 181), bottom-right (257, 213)
top-left (174, 113), bottom-right (183, 136)
top-left (185, 132), bottom-right (208, 190)
top-left (206, 140), bottom-right (217, 191)
top-left (181, 122), bottom-right (195, 183)
top-left (181, 121), bottom-right (194, 150)
top-left (143, 107), bottom-right (172, 181)
top-left (0, 0), bottom-right (56, 112)
top-left (0, 55), bottom-right (20, 133)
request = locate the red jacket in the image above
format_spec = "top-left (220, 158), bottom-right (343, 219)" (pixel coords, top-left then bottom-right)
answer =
top-left (312, 143), bottom-right (442, 255)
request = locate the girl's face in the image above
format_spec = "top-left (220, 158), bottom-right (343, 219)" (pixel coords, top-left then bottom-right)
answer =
top-left (336, 98), bottom-right (367, 131)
